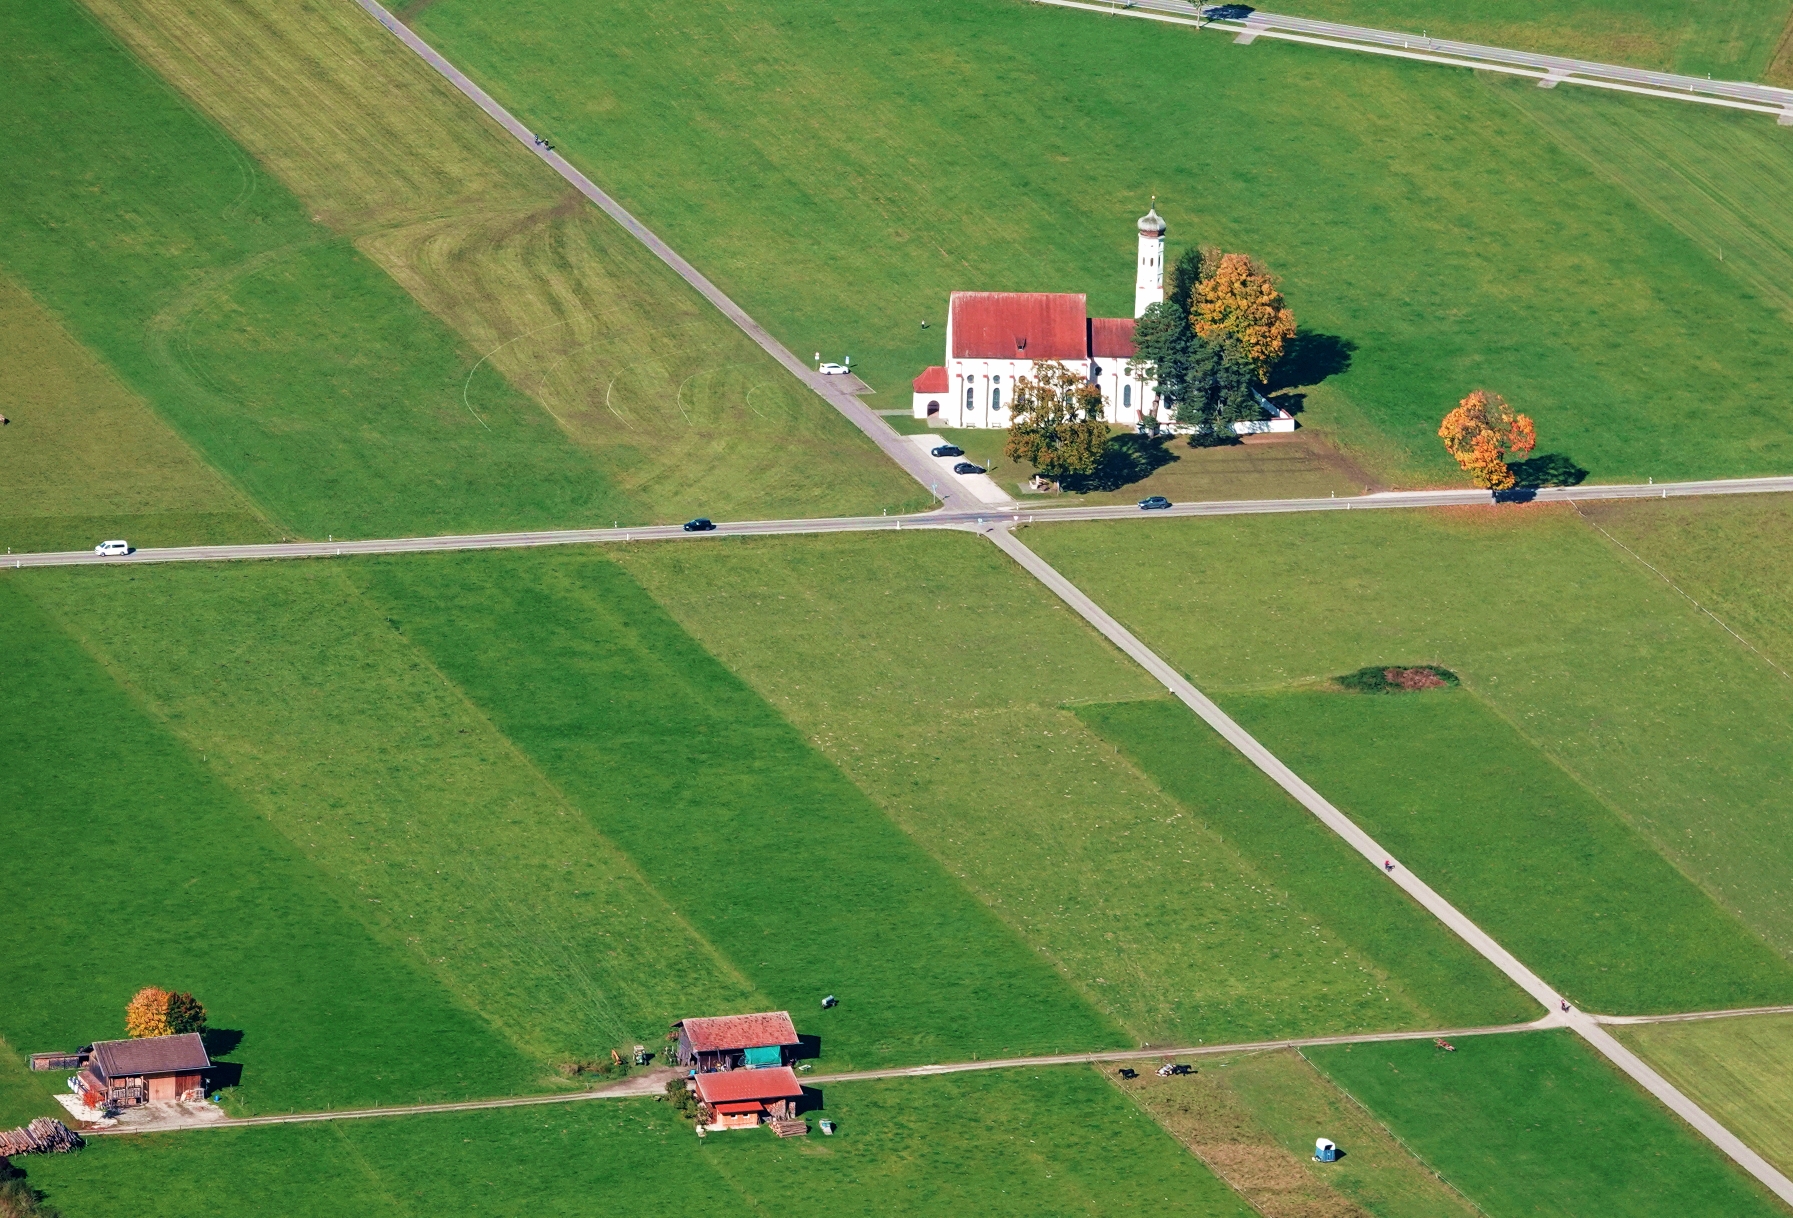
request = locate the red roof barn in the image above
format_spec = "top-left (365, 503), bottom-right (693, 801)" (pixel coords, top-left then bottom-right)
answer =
top-left (672, 1011), bottom-right (800, 1072)
top-left (692, 1065), bottom-right (804, 1129)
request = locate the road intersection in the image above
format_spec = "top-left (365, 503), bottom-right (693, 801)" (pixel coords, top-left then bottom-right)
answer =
top-left (43, 2), bottom-right (1793, 1199)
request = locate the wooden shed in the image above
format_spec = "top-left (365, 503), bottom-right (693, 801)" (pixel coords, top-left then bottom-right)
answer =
top-left (692, 1065), bottom-right (804, 1130)
top-left (672, 1011), bottom-right (800, 1072)
top-left (75, 1034), bottom-right (211, 1108)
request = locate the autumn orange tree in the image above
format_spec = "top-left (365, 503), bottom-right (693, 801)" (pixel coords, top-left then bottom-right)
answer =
top-left (125, 986), bottom-right (207, 1038)
top-left (1190, 253), bottom-right (1297, 381)
top-left (1005, 359), bottom-right (1108, 481)
top-left (1438, 390), bottom-right (1536, 489)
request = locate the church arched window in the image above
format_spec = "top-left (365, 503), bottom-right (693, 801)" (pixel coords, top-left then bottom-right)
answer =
top-left (965, 385), bottom-right (975, 411)
top-left (992, 385), bottom-right (1002, 412)
top-left (1123, 384), bottom-right (1132, 410)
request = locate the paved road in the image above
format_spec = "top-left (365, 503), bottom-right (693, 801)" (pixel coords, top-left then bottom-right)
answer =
top-left (352, 0), bottom-right (971, 510)
top-left (984, 524), bottom-right (1793, 1205)
top-left (11, 475), bottom-right (1793, 569)
top-left (1048, 0), bottom-right (1793, 120)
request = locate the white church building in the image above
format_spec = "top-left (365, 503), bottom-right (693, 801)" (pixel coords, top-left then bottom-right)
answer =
top-left (911, 208), bottom-right (1293, 435)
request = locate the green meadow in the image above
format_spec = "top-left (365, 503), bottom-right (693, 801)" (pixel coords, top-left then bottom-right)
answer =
top-left (13, 553), bottom-right (1119, 1075)
top-left (618, 530), bottom-right (1532, 1042)
top-left (0, 580), bottom-right (544, 1115)
top-left (413, 0), bottom-right (1793, 486)
top-left (79, 0), bottom-right (924, 530)
top-left (0, 276), bottom-right (272, 555)
top-left (1, 0), bottom-right (628, 541)
top-left (1618, 1014), bottom-right (1793, 1178)
top-left (19, 1069), bottom-right (1252, 1217)
top-left (1225, 687), bottom-right (1793, 1012)
top-left (1307, 1030), bottom-right (1787, 1215)
top-left (343, 548), bottom-right (1124, 1066)
top-left (1267, 0), bottom-right (1793, 79)
top-left (1026, 503), bottom-right (1793, 969)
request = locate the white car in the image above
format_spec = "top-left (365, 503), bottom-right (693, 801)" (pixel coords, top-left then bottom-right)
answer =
top-left (94, 540), bottom-right (131, 557)
top-left (817, 362), bottom-right (849, 375)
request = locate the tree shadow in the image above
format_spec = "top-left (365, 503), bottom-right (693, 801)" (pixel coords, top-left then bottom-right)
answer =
top-left (1268, 331), bottom-right (1354, 392)
top-left (1266, 390), bottom-right (1307, 417)
top-left (202, 1028), bottom-right (245, 1057)
top-left (1509, 453), bottom-right (1588, 488)
top-left (1063, 432), bottom-right (1179, 492)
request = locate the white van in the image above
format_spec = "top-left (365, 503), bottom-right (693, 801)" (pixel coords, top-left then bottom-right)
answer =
top-left (94, 540), bottom-right (131, 557)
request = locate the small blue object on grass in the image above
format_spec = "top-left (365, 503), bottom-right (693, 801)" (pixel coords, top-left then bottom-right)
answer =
top-left (1314, 1137), bottom-right (1338, 1163)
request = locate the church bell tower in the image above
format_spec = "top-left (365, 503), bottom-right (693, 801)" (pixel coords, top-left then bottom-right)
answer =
top-left (1135, 202), bottom-right (1166, 318)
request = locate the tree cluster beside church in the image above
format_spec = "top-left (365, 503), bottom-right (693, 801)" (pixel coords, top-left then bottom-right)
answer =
top-left (910, 209), bottom-right (1294, 439)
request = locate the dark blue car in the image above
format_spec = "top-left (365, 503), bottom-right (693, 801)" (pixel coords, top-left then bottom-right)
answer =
top-left (682, 518), bottom-right (717, 532)
top-left (1138, 496), bottom-right (1173, 510)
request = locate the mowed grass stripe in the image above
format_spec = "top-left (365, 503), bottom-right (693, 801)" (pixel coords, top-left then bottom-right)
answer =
top-left (1075, 699), bottom-right (1534, 1028)
top-left (0, 579), bottom-right (542, 1115)
top-left (1617, 1014), bottom-right (1793, 1179)
top-left (1307, 1030), bottom-right (1788, 1215)
top-left (1025, 507), bottom-right (1793, 966)
top-left (1223, 687), bottom-right (1793, 1013)
top-left (0, 274), bottom-right (273, 554)
top-left (81, 0), bottom-right (927, 525)
top-left (2, 0), bottom-right (631, 543)
top-left (616, 531), bottom-right (1529, 1042)
top-left (412, 0), bottom-right (1793, 484)
top-left (24, 1069), bottom-right (1253, 1217)
top-left (346, 549), bottom-right (1125, 1067)
top-left (17, 563), bottom-right (763, 1071)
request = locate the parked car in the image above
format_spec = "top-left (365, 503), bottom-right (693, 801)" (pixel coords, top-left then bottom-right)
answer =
top-left (817, 362), bottom-right (849, 375)
top-left (94, 539), bottom-right (131, 556)
top-left (952, 462), bottom-right (986, 475)
top-left (682, 518), bottom-right (717, 532)
top-left (1137, 496), bottom-right (1173, 510)
top-left (930, 444), bottom-right (964, 458)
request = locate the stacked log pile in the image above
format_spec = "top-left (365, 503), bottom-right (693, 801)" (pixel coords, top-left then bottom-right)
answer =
top-left (0, 1119), bottom-right (83, 1156)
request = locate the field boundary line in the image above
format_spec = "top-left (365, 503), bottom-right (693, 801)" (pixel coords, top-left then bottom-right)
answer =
top-left (981, 523), bottom-right (1793, 1207)
top-left (1596, 1003), bottom-right (1793, 1025)
top-left (1039, 0), bottom-right (1793, 120)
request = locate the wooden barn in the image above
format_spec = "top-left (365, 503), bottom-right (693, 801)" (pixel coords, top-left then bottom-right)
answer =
top-left (672, 1011), bottom-right (799, 1072)
top-left (74, 1034), bottom-right (211, 1108)
top-left (692, 1065), bottom-right (804, 1130)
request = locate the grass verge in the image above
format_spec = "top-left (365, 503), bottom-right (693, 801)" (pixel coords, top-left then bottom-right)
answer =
top-left (0, 580), bottom-right (544, 1114)
top-left (1306, 1029), bottom-right (1788, 1215)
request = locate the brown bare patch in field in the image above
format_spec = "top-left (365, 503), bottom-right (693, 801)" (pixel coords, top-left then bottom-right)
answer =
top-left (1109, 1058), bottom-right (1369, 1218)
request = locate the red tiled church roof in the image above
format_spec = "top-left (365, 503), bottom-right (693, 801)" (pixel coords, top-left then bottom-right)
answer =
top-left (677, 1011), bottom-right (799, 1053)
top-left (1090, 317), bottom-right (1137, 359)
top-left (950, 292), bottom-right (1088, 360)
top-left (912, 365), bottom-right (949, 393)
top-left (693, 1066), bottom-right (804, 1104)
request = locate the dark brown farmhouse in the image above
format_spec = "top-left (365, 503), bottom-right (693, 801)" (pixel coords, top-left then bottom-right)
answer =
top-left (75, 1034), bottom-right (211, 1107)
top-left (671, 1011), bottom-right (800, 1072)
